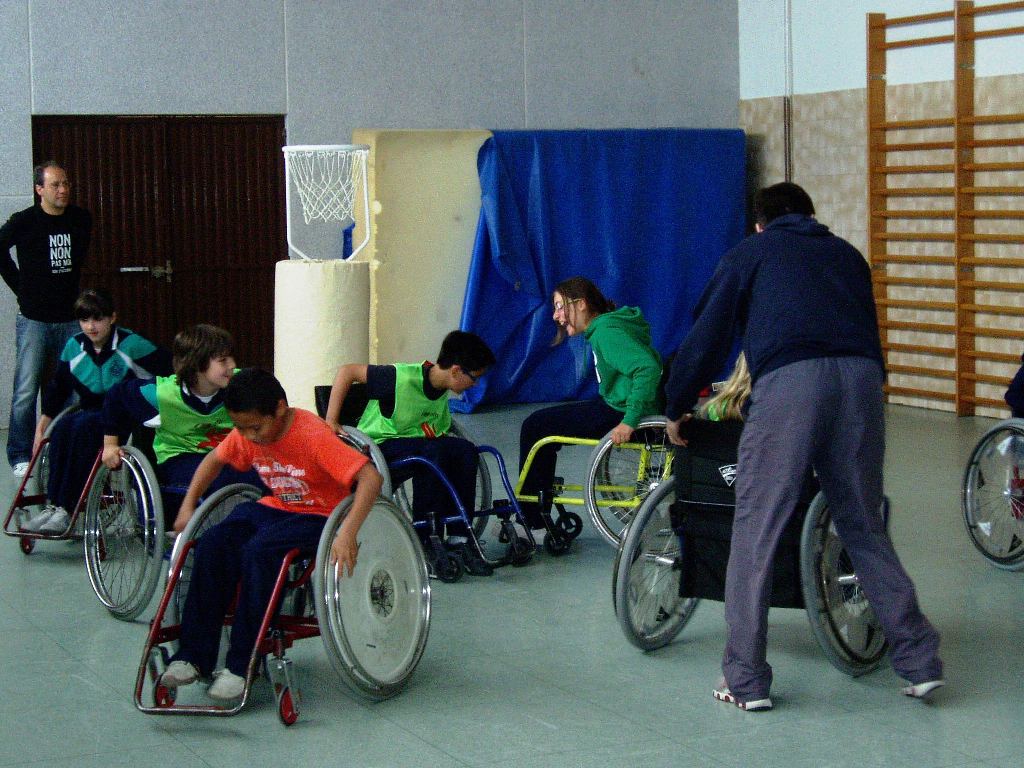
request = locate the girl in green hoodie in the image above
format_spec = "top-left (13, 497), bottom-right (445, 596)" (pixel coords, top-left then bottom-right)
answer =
top-left (517, 276), bottom-right (663, 526)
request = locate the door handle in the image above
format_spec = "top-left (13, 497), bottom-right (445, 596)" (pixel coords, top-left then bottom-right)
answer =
top-left (119, 261), bottom-right (172, 283)
top-left (151, 260), bottom-right (173, 282)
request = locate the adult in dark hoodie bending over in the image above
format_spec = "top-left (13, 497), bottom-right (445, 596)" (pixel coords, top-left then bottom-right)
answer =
top-left (664, 182), bottom-right (943, 712)
top-left (517, 276), bottom-right (663, 526)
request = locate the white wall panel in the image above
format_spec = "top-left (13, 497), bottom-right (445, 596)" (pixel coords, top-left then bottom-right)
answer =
top-left (524, 0), bottom-right (739, 128)
top-left (284, 1), bottom-right (526, 144)
top-left (29, 0), bottom-right (286, 114)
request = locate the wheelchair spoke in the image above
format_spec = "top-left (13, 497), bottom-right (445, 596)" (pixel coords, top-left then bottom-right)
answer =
top-left (587, 418), bottom-right (671, 547)
top-left (84, 447), bottom-right (167, 621)
top-left (803, 496), bottom-right (888, 670)
top-left (963, 425), bottom-right (1024, 567)
top-left (615, 479), bottom-right (698, 650)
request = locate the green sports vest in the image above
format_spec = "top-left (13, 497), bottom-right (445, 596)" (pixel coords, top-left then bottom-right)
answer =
top-left (151, 376), bottom-right (234, 464)
top-left (357, 363), bottom-right (451, 441)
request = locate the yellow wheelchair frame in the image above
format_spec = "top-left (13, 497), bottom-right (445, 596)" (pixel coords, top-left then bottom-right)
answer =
top-left (512, 416), bottom-right (672, 553)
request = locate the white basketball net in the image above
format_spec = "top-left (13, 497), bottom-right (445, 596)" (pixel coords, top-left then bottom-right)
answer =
top-left (284, 145), bottom-right (368, 224)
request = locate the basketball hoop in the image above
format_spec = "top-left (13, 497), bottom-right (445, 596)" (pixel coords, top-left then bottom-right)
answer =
top-left (282, 144), bottom-right (371, 261)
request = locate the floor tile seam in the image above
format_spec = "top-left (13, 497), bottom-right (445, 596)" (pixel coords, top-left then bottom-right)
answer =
top-left (467, 734), bottom-right (714, 767)
top-left (0, 681), bottom-right (129, 717)
top-left (0, 731), bottom-right (182, 767)
top-left (173, 738), bottom-right (218, 768)
top-left (659, 700), bottom-right (916, 742)
top-left (684, 736), bottom-right (959, 768)
top-left (371, 698), bottom-right (668, 758)
top-left (851, 707), bottom-right (1000, 760)
top-left (684, 712), bottom-right (984, 768)
top-left (491, 655), bottom-right (796, 735)
top-left (361, 709), bottom-right (476, 766)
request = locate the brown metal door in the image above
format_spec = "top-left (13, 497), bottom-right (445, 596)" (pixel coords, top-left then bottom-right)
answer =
top-left (31, 117), bottom-right (175, 350)
top-left (32, 115), bottom-right (285, 370)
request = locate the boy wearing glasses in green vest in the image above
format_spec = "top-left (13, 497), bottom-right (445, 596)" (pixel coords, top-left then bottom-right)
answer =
top-left (324, 330), bottom-right (495, 576)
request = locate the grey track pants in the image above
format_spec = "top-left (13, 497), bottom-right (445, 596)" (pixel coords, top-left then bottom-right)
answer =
top-left (722, 357), bottom-right (942, 700)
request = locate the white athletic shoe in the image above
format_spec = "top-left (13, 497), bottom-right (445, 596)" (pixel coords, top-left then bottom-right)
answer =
top-left (713, 680), bottom-right (773, 711)
top-left (39, 507), bottom-right (70, 534)
top-left (12, 462), bottom-right (30, 478)
top-left (208, 669), bottom-right (246, 701)
top-left (161, 660), bottom-right (200, 688)
top-left (902, 679), bottom-right (945, 700)
top-left (21, 505), bottom-right (59, 533)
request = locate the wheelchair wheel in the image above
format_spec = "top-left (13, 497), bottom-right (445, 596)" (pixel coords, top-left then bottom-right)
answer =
top-left (800, 492), bottom-right (889, 677)
top-left (314, 496), bottom-right (431, 701)
top-left (32, 405), bottom-right (80, 498)
top-left (448, 422), bottom-right (493, 538)
top-left (961, 419), bottom-right (1024, 570)
top-left (613, 477), bottom-right (699, 651)
top-left (586, 416), bottom-right (671, 547)
top-left (339, 427), bottom-right (393, 496)
top-left (167, 484), bottom-right (265, 623)
top-left (83, 446), bottom-right (165, 621)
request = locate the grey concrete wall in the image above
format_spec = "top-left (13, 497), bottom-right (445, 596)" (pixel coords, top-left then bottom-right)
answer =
top-left (0, 0), bottom-right (740, 423)
top-left (0, 1), bottom-right (33, 425)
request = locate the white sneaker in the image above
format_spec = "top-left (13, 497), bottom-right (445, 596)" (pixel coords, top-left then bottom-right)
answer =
top-left (208, 669), bottom-right (246, 701)
top-left (713, 680), bottom-right (773, 712)
top-left (39, 507), bottom-right (70, 534)
top-left (161, 660), bottom-right (199, 688)
top-left (902, 679), bottom-right (945, 700)
top-left (21, 505), bottom-right (59, 533)
top-left (12, 462), bottom-right (29, 478)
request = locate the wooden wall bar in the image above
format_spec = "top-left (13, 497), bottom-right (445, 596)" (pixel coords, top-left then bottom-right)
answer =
top-left (867, 0), bottom-right (1024, 415)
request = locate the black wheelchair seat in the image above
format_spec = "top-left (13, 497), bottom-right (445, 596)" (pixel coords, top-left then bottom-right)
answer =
top-left (673, 418), bottom-right (817, 608)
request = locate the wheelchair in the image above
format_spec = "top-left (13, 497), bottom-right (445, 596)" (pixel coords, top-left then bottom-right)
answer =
top-left (134, 483), bottom-right (431, 724)
top-left (82, 445), bottom-right (168, 621)
top-left (3, 406), bottom-right (97, 555)
top-left (961, 417), bottom-right (1024, 570)
top-left (514, 415), bottom-right (671, 554)
top-left (81, 423), bottom-right (397, 621)
top-left (612, 418), bottom-right (890, 677)
top-left (314, 385), bottom-right (538, 582)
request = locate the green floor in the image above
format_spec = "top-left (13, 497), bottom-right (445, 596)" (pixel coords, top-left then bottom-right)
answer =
top-left (1, 404), bottom-right (1021, 768)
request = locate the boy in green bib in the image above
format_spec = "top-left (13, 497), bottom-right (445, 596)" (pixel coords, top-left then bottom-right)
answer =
top-left (101, 324), bottom-right (261, 496)
top-left (324, 331), bottom-right (495, 576)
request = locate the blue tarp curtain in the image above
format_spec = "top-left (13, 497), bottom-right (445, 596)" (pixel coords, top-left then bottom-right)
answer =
top-left (454, 129), bottom-right (747, 413)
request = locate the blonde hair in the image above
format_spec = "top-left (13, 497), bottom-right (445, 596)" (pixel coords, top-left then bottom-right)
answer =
top-left (700, 353), bottom-right (751, 421)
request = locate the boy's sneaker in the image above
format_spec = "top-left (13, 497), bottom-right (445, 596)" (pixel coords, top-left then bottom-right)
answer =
top-left (11, 462), bottom-right (29, 478)
top-left (208, 669), bottom-right (246, 700)
top-left (901, 679), bottom-right (945, 700)
top-left (713, 681), bottom-right (773, 712)
top-left (447, 541), bottom-right (493, 577)
top-left (21, 505), bottom-right (59, 533)
top-left (160, 660), bottom-right (199, 688)
top-left (39, 506), bottom-right (70, 534)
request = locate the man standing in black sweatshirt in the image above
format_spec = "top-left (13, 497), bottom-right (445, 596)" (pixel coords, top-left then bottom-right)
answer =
top-left (0, 161), bottom-right (92, 476)
top-left (664, 182), bottom-right (943, 711)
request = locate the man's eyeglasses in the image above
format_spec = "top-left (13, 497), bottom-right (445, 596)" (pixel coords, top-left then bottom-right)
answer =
top-left (553, 298), bottom-right (582, 313)
top-left (461, 368), bottom-right (482, 383)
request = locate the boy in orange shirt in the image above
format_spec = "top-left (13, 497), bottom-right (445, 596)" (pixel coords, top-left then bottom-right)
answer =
top-left (159, 368), bottom-right (383, 701)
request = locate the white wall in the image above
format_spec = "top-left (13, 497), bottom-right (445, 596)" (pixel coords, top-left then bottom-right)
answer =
top-left (740, 0), bottom-right (1024, 99)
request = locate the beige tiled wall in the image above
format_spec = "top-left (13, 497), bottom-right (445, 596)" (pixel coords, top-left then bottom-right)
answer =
top-left (740, 72), bottom-right (1024, 417)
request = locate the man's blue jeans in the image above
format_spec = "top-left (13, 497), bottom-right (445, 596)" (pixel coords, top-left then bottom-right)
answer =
top-left (7, 314), bottom-right (78, 466)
